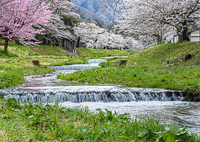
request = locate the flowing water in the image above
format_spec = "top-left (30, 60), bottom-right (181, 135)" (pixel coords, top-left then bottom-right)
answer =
top-left (1, 59), bottom-right (200, 135)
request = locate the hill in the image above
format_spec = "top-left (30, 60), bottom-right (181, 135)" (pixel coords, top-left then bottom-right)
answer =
top-left (128, 42), bottom-right (200, 66)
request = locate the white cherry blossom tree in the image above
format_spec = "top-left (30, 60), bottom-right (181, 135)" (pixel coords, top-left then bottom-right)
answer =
top-left (127, 0), bottom-right (200, 43)
top-left (101, 0), bottom-right (200, 47)
top-left (43, 0), bottom-right (79, 46)
top-left (74, 22), bottom-right (139, 50)
top-left (74, 22), bottom-right (105, 48)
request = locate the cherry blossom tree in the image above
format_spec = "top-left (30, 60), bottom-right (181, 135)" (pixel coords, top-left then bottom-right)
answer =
top-left (0, 0), bottom-right (14, 6)
top-left (0, 0), bottom-right (51, 52)
top-left (43, 0), bottom-right (79, 46)
top-left (96, 31), bottom-right (126, 49)
top-left (113, 0), bottom-right (177, 47)
top-left (101, 0), bottom-right (200, 47)
top-left (73, 22), bottom-right (139, 50)
top-left (114, 14), bottom-right (176, 47)
top-left (126, 0), bottom-right (200, 43)
top-left (73, 22), bottom-right (105, 48)
top-left (124, 36), bottom-right (144, 51)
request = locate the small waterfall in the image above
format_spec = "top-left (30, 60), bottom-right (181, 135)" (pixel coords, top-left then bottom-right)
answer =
top-left (1, 87), bottom-right (186, 103)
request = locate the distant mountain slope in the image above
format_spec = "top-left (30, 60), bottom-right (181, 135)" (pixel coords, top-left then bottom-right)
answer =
top-left (77, 6), bottom-right (105, 25)
top-left (80, 0), bottom-right (95, 12)
top-left (72, 0), bottom-right (98, 12)
top-left (73, 0), bottom-right (112, 24)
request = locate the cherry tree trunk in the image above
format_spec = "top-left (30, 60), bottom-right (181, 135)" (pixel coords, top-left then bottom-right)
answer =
top-left (178, 34), bottom-right (183, 43)
top-left (4, 38), bottom-right (8, 53)
top-left (178, 20), bottom-right (189, 43)
top-left (42, 38), bottom-right (47, 45)
top-left (62, 39), bottom-right (64, 47)
top-left (178, 32), bottom-right (189, 43)
top-left (157, 34), bottom-right (162, 44)
top-left (76, 37), bottom-right (80, 48)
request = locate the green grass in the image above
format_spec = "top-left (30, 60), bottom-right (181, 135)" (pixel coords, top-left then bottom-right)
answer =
top-left (0, 98), bottom-right (198, 142)
top-left (59, 42), bottom-right (200, 95)
top-left (6, 45), bottom-right (70, 56)
top-left (128, 42), bottom-right (200, 66)
top-left (0, 64), bottom-right (54, 89)
top-left (57, 65), bottom-right (199, 90)
top-left (0, 45), bottom-right (89, 89)
top-left (28, 45), bottom-right (68, 56)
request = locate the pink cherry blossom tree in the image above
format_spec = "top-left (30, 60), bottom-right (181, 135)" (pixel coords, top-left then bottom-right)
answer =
top-left (0, 0), bottom-right (14, 6)
top-left (0, 0), bottom-right (51, 52)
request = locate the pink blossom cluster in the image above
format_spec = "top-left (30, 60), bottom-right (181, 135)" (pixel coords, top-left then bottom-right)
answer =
top-left (0, 0), bottom-right (51, 46)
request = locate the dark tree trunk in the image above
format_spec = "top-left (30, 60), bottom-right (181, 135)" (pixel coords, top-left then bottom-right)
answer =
top-left (52, 41), bottom-right (55, 47)
top-left (62, 39), bottom-right (64, 47)
top-left (183, 20), bottom-right (190, 41)
top-left (157, 34), bottom-right (162, 44)
top-left (4, 38), bottom-right (8, 53)
top-left (68, 40), bottom-right (74, 51)
top-left (42, 38), bottom-right (46, 45)
top-left (178, 34), bottom-right (183, 43)
top-left (47, 40), bottom-right (50, 45)
top-left (178, 20), bottom-right (189, 43)
top-left (76, 37), bottom-right (80, 48)
top-left (93, 38), bottom-right (97, 49)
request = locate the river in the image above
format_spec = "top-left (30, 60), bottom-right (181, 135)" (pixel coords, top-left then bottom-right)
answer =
top-left (1, 59), bottom-right (200, 135)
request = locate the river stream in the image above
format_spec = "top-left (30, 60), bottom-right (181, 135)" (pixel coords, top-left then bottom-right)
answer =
top-left (1, 59), bottom-right (200, 135)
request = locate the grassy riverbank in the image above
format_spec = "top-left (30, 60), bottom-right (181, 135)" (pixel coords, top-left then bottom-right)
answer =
top-left (0, 44), bottom-right (131, 89)
top-left (59, 42), bottom-right (200, 97)
top-left (0, 45), bottom-right (84, 89)
top-left (0, 98), bottom-right (198, 142)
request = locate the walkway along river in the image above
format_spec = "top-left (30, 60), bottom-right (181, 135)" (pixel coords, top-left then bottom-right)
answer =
top-left (1, 59), bottom-right (200, 135)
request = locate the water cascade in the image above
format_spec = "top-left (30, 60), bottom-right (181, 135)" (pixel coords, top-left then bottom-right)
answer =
top-left (1, 87), bottom-right (185, 103)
